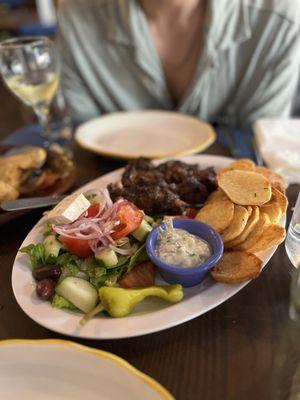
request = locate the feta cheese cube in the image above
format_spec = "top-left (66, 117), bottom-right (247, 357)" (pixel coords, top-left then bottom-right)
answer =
top-left (45, 193), bottom-right (91, 224)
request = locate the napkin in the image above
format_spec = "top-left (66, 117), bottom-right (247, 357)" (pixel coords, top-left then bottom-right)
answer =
top-left (253, 118), bottom-right (300, 183)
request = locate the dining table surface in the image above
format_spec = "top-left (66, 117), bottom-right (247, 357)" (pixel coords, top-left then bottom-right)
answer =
top-left (0, 82), bottom-right (300, 400)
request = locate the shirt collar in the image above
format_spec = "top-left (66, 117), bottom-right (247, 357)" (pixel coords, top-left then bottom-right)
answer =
top-left (106, 0), bottom-right (252, 49)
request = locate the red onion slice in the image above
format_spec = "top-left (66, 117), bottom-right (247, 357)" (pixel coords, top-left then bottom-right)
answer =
top-left (51, 189), bottom-right (129, 255)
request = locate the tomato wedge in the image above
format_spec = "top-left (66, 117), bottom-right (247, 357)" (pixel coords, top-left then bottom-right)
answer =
top-left (118, 261), bottom-right (155, 288)
top-left (111, 202), bottom-right (143, 240)
top-left (59, 235), bottom-right (93, 258)
top-left (86, 204), bottom-right (100, 217)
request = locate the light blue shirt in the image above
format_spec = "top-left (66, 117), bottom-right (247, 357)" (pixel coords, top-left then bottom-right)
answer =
top-left (57, 0), bottom-right (300, 126)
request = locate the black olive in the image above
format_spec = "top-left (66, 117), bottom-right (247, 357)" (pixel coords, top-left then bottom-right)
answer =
top-left (36, 279), bottom-right (56, 301)
top-left (33, 265), bottom-right (61, 282)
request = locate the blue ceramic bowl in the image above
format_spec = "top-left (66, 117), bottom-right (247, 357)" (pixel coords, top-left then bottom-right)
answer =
top-left (146, 219), bottom-right (224, 287)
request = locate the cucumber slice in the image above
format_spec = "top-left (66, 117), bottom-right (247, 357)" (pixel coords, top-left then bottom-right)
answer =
top-left (95, 247), bottom-right (118, 267)
top-left (144, 215), bottom-right (154, 224)
top-left (43, 235), bottom-right (61, 262)
top-left (131, 219), bottom-right (153, 242)
top-left (55, 277), bottom-right (98, 313)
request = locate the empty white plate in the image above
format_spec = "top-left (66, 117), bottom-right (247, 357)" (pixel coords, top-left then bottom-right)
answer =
top-left (0, 339), bottom-right (173, 400)
top-left (75, 111), bottom-right (216, 159)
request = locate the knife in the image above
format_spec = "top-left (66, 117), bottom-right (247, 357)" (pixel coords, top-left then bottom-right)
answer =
top-left (1, 195), bottom-right (66, 212)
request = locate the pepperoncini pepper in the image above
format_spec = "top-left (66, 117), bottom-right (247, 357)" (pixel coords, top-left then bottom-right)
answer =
top-left (80, 284), bottom-right (183, 325)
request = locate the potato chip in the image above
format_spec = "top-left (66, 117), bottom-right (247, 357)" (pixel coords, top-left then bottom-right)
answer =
top-left (218, 170), bottom-right (271, 206)
top-left (225, 206), bottom-right (260, 249)
top-left (234, 213), bottom-right (270, 251)
top-left (222, 159), bottom-right (255, 172)
top-left (255, 166), bottom-right (287, 193)
top-left (211, 251), bottom-right (263, 284)
top-left (221, 205), bottom-right (249, 243)
top-left (260, 201), bottom-right (282, 224)
top-left (247, 225), bottom-right (286, 253)
top-left (206, 188), bottom-right (228, 204)
top-left (247, 206), bottom-right (253, 216)
top-left (272, 187), bottom-right (288, 215)
top-left (195, 199), bottom-right (234, 233)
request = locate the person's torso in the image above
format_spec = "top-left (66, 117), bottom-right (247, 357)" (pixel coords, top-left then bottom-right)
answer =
top-left (61, 0), bottom-right (300, 124)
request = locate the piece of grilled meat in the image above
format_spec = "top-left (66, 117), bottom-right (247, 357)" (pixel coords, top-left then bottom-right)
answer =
top-left (108, 158), bottom-right (217, 215)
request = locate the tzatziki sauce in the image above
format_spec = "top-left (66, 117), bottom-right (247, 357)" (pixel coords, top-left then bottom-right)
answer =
top-left (156, 220), bottom-right (211, 268)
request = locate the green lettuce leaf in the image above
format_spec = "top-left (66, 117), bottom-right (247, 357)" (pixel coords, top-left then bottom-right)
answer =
top-left (80, 256), bottom-right (131, 288)
top-left (127, 244), bottom-right (149, 273)
top-left (56, 252), bottom-right (81, 268)
top-left (80, 256), bottom-right (102, 272)
top-left (95, 245), bottom-right (149, 287)
top-left (103, 265), bottom-right (127, 287)
top-left (79, 254), bottom-right (131, 288)
top-left (43, 221), bottom-right (55, 237)
top-left (80, 257), bottom-right (107, 288)
top-left (97, 245), bottom-right (149, 287)
top-left (100, 245), bottom-right (149, 285)
top-left (52, 294), bottom-right (77, 310)
top-left (56, 252), bottom-right (83, 279)
top-left (61, 264), bottom-right (80, 279)
top-left (106, 254), bottom-right (130, 269)
top-left (84, 193), bottom-right (99, 204)
top-left (20, 243), bottom-right (45, 268)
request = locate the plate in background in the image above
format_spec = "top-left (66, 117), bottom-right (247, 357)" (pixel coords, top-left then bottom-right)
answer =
top-left (0, 339), bottom-right (173, 400)
top-left (0, 145), bottom-right (76, 224)
top-left (75, 111), bottom-right (216, 159)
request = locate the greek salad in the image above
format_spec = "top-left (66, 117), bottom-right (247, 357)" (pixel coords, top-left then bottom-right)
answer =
top-left (20, 189), bottom-right (183, 323)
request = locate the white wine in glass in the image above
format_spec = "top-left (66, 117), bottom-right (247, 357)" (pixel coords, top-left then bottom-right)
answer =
top-left (4, 73), bottom-right (58, 108)
top-left (0, 36), bottom-right (59, 147)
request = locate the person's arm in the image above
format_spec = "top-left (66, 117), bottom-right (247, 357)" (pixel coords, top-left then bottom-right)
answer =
top-left (238, 24), bottom-right (300, 126)
top-left (56, 2), bottom-right (100, 123)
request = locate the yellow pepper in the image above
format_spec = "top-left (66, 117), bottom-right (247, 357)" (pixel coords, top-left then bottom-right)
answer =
top-left (80, 284), bottom-right (183, 325)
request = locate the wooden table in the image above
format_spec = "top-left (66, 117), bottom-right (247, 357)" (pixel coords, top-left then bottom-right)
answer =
top-left (0, 84), bottom-right (300, 400)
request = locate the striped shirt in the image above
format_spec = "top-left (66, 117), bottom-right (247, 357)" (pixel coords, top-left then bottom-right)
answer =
top-left (57, 0), bottom-right (300, 126)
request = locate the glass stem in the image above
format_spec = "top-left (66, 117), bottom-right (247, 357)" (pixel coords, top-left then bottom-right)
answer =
top-left (34, 104), bottom-right (52, 146)
top-left (33, 101), bottom-right (73, 158)
top-left (290, 265), bottom-right (300, 321)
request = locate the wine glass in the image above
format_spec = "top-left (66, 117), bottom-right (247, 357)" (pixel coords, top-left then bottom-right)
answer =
top-left (0, 36), bottom-right (59, 148)
top-left (285, 190), bottom-right (300, 320)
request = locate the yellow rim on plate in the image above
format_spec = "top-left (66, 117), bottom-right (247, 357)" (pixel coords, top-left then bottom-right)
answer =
top-left (0, 339), bottom-right (174, 400)
top-left (75, 112), bottom-right (216, 160)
